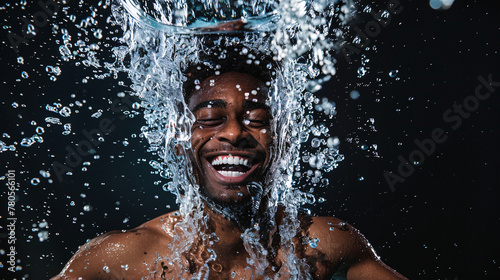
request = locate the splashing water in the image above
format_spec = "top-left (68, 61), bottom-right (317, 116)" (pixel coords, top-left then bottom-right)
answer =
top-left (105, 0), bottom-right (351, 278)
top-left (2, 0), bottom-right (355, 278)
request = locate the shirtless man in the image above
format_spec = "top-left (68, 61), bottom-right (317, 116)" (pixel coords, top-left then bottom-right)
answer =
top-left (52, 67), bottom-right (408, 279)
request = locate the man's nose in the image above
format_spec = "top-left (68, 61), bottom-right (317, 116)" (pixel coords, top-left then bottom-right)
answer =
top-left (215, 118), bottom-right (252, 147)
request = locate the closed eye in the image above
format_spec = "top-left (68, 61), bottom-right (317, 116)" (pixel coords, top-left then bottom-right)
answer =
top-left (244, 119), bottom-right (270, 128)
top-left (196, 118), bottom-right (225, 126)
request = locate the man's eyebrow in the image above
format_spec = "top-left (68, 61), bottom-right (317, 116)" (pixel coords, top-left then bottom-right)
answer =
top-left (192, 99), bottom-right (227, 112)
top-left (242, 101), bottom-right (270, 112)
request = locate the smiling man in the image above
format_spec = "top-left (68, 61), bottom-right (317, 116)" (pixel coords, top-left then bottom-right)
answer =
top-left (52, 50), bottom-right (408, 279)
top-left (188, 72), bottom-right (271, 205)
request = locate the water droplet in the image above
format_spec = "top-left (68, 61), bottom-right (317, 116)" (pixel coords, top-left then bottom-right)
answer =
top-left (350, 90), bottom-right (360, 100)
top-left (39, 170), bottom-right (50, 178)
top-left (309, 238), bottom-right (320, 248)
top-left (357, 67), bottom-right (367, 77)
top-left (59, 107), bottom-right (72, 117)
top-left (93, 29), bottom-right (103, 39)
top-left (38, 231), bottom-right (49, 242)
top-left (311, 138), bottom-right (321, 148)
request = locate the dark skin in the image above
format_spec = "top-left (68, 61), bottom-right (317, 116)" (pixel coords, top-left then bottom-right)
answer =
top-left (52, 72), bottom-right (408, 279)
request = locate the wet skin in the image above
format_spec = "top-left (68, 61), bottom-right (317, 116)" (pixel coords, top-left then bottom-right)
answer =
top-left (52, 72), bottom-right (408, 280)
top-left (188, 72), bottom-right (272, 204)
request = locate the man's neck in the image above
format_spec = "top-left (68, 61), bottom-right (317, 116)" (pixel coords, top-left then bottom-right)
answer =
top-left (201, 195), bottom-right (281, 250)
top-left (203, 205), bottom-right (247, 247)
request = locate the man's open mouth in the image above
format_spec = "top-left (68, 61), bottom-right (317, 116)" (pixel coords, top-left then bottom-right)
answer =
top-left (208, 155), bottom-right (257, 178)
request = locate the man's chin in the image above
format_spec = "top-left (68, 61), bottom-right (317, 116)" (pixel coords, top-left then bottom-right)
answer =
top-left (205, 190), bottom-right (252, 205)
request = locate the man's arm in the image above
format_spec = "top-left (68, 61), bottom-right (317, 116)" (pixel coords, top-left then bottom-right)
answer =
top-left (342, 222), bottom-right (408, 280)
top-left (51, 228), bottom-right (164, 280)
top-left (50, 233), bottom-right (108, 279)
top-left (307, 216), bottom-right (408, 280)
top-left (346, 258), bottom-right (408, 280)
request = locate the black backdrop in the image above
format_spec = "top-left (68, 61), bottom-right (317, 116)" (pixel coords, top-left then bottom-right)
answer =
top-left (1, 0), bottom-right (499, 279)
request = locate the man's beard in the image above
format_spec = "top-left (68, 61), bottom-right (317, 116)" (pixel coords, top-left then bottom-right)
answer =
top-left (200, 182), bottom-right (271, 231)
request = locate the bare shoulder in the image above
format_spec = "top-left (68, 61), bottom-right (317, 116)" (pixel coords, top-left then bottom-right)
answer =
top-left (300, 216), bottom-right (376, 263)
top-left (52, 211), bottom-right (183, 279)
top-left (300, 216), bottom-right (408, 280)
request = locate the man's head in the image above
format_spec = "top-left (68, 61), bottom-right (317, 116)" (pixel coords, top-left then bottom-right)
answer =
top-left (187, 71), bottom-right (272, 204)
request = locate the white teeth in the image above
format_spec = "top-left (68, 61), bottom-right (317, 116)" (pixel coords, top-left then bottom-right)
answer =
top-left (211, 155), bottom-right (252, 167)
top-left (217, 170), bottom-right (244, 177)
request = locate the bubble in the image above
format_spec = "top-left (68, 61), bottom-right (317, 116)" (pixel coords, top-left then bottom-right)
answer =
top-left (309, 238), bottom-right (320, 248)
top-left (311, 138), bottom-right (321, 148)
top-left (357, 67), bottom-right (367, 77)
top-left (31, 178), bottom-right (40, 185)
top-left (39, 170), bottom-right (51, 178)
top-left (389, 70), bottom-right (399, 78)
top-left (38, 231), bottom-right (49, 242)
top-left (91, 110), bottom-right (103, 118)
top-left (327, 137), bottom-right (340, 147)
top-left (21, 71), bottom-right (29, 79)
top-left (350, 90), bottom-right (360, 100)
top-left (20, 138), bottom-right (35, 147)
top-left (59, 107), bottom-right (72, 117)
top-left (430, 0), bottom-right (455, 10)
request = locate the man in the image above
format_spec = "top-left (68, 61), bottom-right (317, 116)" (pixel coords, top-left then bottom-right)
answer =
top-left (52, 55), bottom-right (408, 279)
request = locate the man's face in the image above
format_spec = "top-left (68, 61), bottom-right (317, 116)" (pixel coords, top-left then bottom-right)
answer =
top-left (188, 71), bottom-right (272, 204)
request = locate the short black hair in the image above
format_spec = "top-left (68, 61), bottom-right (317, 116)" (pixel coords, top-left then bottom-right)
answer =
top-left (182, 37), bottom-right (277, 101)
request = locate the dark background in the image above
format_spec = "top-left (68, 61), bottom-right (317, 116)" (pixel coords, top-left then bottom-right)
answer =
top-left (1, 0), bottom-right (498, 279)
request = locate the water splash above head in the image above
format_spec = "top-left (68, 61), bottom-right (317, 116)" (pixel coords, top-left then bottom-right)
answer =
top-left (109, 0), bottom-right (351, 278)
